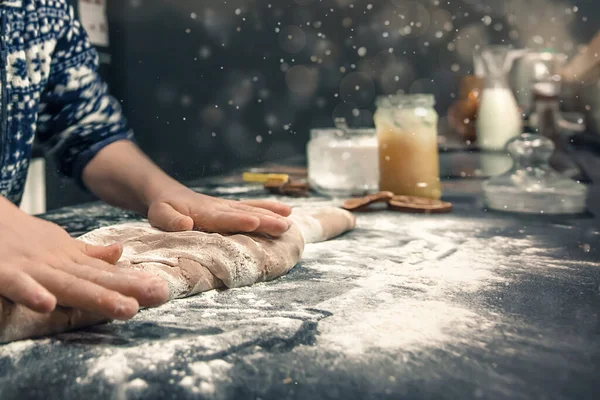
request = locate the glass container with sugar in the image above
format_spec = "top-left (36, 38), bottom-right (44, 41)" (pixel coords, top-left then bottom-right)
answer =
top-left (307, 119), bottom-right (379, 197)
top-left (374, 94), bottom-right (441, 199)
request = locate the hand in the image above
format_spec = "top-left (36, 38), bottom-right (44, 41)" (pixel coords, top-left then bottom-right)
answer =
top-left (0, 203), bottom-right (169, 319)
top-left (147, 187), bottom-right (293, 236)
top-left (81, 141), bottom-right (293, 236)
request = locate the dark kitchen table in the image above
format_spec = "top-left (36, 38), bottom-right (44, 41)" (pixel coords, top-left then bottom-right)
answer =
top-left (1, 151), bottom-right (599, 400)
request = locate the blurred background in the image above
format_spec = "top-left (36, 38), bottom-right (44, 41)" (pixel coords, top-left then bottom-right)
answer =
top-left (40, 0), bottom-right (599, 210)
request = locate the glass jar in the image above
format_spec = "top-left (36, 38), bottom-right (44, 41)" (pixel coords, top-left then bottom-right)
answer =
top-left (307, 127), bottom-right (379, 197)
top-left (483, 134), bottom-right (587, 214)
top-left (374, 94), bottom-right (441, 199)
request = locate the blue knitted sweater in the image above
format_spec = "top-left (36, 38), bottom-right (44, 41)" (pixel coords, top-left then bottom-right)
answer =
top-left (0, 0), bottom-right (132, 205)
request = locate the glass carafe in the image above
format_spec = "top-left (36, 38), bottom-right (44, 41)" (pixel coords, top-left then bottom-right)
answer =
top-left (512, 50), bottom-right (568, 117)
top-left (476, 46), bottom-right (527, 151)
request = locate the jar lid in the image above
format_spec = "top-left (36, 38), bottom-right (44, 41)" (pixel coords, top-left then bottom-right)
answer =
top-left (309, 127), bottom-right (375, 140)
top-left (483, 134), bottom-right (588, 214)
top-left (376, 94), bottom-right (436, 108)
top-left (309, 128), bottom-right (344, 139)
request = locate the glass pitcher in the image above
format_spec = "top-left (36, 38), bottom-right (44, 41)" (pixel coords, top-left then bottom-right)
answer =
top-left (476, 46), bottom-right (528, 151)
top-left (512, 50), bottom-right (568, 117)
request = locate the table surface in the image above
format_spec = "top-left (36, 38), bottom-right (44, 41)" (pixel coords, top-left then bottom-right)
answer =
top-left (1, 154), bottom-right (599, 400)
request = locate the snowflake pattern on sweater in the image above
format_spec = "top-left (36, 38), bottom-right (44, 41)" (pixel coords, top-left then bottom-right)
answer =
top-left (0, 0), bottom-right (132, 205)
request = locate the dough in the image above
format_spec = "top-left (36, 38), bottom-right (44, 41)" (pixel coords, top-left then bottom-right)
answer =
top-left (0, 206), bottom-right (355, 343)
top-left (78, 221), bottom-right (304, 300)
top-left (289, 207), bottom-right (356, 244)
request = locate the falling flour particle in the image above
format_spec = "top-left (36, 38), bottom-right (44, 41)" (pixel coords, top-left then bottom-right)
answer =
top-left (126, 378), bottom-right (148, 391)
top-left (179, 376), bottom-right (194, 387)
top-left (199, 381), bottom-right (216, 394)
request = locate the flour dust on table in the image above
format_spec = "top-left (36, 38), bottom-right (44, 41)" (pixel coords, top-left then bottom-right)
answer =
top-left (1, 196), bottom-right (599, 400)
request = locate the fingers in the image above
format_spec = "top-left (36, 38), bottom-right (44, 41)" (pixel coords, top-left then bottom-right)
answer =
top-left (227, 202), bottom-right (291, 236)
top-left (60, 257), bottom-right (169, 308)
top-left (80, 242), bottom-right (123, 265)
top-left (231, 201), bottom-right (289, 219)
top-left (148, 203), bottom-right (194, 232)
top-left (0, 270), bottom-right (57, 313)
top-left (146, 198), bottom-right (290, 236)
top-left (239, 199), bottom-right (292, 217)
top-left (30, 266), bottom-right (140, 320)
top-left (201, 211), bottom-right (261, 234)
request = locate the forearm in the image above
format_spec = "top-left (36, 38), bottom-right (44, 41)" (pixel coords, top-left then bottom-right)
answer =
top-left (81, 140), bottom-right (185, 215)
top-left (0, 195), bottom-right (27, 221)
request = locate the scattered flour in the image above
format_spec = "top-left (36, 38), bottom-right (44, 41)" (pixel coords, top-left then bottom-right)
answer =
top-left (0, 339), bottom-right (50, 361)
top-left (179, 376), bottom-right (194, 387)
top-left (5, 199), bottom-right (591, 396)
top-left (125, 378), bottom-right (148, 391)
top-left (179, 359), bottom-right (232, 394)
top-left (83, 351), bottom-right (133, 384)
top-left (298, 213), bottom-right (547, 356)
top-left (0, 339), bottom-right (38, 359)
top-left (69, 295), bottom-right (304, 395)
top-left (318, 299), bottom-right (486, 355)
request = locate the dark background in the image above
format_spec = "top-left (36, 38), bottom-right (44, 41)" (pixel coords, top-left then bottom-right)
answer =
top-left (45, 0), bottom-right (600, 210)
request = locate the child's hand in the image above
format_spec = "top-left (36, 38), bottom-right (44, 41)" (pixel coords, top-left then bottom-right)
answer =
top-left (0, 200), bottom-right (169, 318)
top-left (146, 187), bottom-right (292, 236)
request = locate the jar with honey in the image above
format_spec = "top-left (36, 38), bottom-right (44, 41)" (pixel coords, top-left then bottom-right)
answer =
top-left (374, 94), bottom-right (441, 199)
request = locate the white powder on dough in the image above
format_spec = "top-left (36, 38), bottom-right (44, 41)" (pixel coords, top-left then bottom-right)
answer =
top-left (138, 264), bottom-right (189, 300)
top-left (78, 222), bottom-right (265, 296)
top-left (288, 213), bottom-right (323, 244)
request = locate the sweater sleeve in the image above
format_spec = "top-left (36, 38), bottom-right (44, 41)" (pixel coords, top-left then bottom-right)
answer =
top-left (36, 2), bottom-right (134, 188)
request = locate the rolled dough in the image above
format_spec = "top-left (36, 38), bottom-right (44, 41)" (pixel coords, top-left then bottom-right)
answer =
top-left (0, 206), bottom-right (355, 343)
